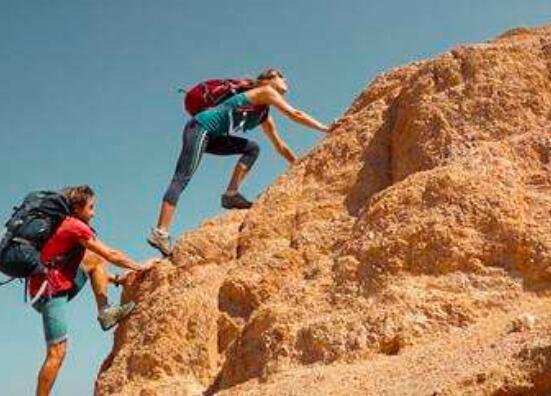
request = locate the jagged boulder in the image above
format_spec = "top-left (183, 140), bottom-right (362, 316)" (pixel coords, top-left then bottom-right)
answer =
top-left (95, 24), bottom-right (551, 396)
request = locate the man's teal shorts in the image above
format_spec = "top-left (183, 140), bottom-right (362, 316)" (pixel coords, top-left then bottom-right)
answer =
top-left (32, 269), bottom-right (88, 345)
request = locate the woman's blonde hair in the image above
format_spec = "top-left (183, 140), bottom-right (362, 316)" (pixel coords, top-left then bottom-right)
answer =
top-left (62, 185), bottom-right (95, 213)
top-left (256, 67), bottom-right (284, 82)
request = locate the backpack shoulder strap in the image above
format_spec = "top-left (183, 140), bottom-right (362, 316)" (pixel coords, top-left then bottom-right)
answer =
top-left (258, 106), bottom-right (270, 123)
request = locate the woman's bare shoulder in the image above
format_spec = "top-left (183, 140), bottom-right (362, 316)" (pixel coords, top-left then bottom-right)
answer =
top-left (246, 85), bottom-right (277, 104)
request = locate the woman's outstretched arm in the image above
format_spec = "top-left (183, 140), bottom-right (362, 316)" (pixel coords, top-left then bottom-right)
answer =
top-left (261, 116), bottom-right (297, 163)
top-left (246, 86), bottom-right (329, 133)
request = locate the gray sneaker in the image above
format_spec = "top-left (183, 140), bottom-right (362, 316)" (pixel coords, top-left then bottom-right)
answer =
top-left (147, 227), bottom-right (172, 257)
top-left (98, 302), bottom-right (136, 331)
top-left (221, 192), bottom-right (253, 209)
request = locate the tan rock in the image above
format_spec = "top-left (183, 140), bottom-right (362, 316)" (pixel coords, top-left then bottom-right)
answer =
top-left (96, 24), bottom-right (551, 396)
top-left (509, 313), bottom-right (537, 333)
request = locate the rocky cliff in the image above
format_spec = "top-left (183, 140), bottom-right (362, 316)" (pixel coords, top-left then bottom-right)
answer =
top-left (95, 25), bottom-right (551, 396)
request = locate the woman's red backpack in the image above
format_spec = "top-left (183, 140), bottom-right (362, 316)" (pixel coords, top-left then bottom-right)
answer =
top-left (181, 79), bottom-right (269, 123)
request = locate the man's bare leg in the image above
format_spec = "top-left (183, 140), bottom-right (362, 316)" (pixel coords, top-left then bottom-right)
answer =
top-left (35, 341), bottom-right (67, 396)
top-left (82, 252), bottom-right (109, 312)
top-left (82, 251), bottom-right (136, 330)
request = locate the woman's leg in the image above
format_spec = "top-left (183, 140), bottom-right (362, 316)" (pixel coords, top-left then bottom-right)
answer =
top-left (226, 162), bottom-right (249, 193)
top-left (206, 135), bottom-right (260, 194)
top-left (149, 121), bottom-right (210, 255)
top-left (155, 201), bottom-right (177, 232)
top-left (157, 121), bottom-right (210, 231)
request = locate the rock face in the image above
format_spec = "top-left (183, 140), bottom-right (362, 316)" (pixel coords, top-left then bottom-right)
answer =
top-left (95, 25), bottom-right (551, 396)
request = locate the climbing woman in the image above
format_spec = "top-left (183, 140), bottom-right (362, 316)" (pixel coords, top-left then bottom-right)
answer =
top-left (148, 68), bottom-right (330, 256)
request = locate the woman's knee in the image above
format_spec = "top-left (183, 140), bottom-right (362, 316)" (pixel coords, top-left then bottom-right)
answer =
top-left (163, 176), bottom-right (191, 206)
top-left (241, 141), bottom-right (260, 168)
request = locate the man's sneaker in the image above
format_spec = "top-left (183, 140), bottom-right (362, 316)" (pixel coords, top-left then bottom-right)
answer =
top-left (98, 302), bottom-right (136, 331)
top-left (221, 191), bottom-right (253, 209)
top-left (147, 227), bottom-right (172, 257)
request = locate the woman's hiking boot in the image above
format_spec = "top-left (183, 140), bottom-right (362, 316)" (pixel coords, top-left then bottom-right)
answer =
top-left (221, 191), bottom-right (253, 209)
top-left (147, 227), bottom-right (172, 257)
top-left (98, 301), bottom-right (136, 331)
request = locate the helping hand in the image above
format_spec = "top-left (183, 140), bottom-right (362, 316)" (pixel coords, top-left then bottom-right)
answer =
top-left (116, 258), bottom-right (161, 285)
top-left (114, 271), bottom-right (136, 286)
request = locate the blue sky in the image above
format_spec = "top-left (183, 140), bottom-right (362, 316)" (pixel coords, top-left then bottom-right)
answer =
top-left (0, 1), bottom-right (549, 395)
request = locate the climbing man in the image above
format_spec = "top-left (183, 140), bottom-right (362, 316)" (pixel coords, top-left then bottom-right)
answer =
top-left (0, 185), bottom-right (155, 396)
top-left (148, 68), bottom-right (330, 256)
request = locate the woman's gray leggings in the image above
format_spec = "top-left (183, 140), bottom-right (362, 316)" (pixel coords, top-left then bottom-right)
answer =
top-left (163, 120), bottom-right (260, 205)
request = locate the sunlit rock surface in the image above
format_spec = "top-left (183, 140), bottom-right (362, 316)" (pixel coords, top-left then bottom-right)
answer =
top-left (96, 24), bottom-right (551, 396)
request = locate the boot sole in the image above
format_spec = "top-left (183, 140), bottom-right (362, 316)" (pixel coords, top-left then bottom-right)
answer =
top-left (99, 304), bottom-right (136, 331)
top-left (221, 203), bottom-right (253, 210)
top-left (147, 238), bottom-right (172, 257)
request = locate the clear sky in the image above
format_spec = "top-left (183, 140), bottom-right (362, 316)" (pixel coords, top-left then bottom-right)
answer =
top-left (0, 1), bottom-right (549, 395)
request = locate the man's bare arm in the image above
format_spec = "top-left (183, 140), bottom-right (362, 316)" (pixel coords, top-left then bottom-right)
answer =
top-left (80, 238), bottom-right (145, 272)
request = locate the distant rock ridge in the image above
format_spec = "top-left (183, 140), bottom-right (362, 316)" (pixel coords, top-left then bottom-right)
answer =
top-left (95, 24), bottom-right (551, 396)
